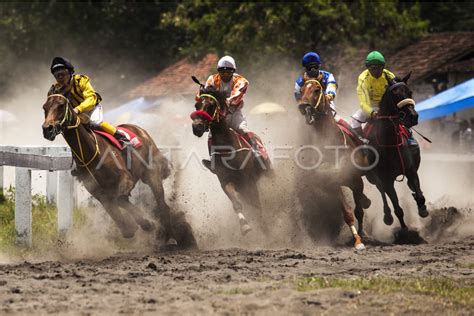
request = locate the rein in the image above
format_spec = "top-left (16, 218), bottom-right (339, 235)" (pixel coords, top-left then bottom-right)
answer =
top-left (47, 94), bottom-right (101, 170)
top-left (199, 93), bottom-right (223, 123)
top-left (303, 79), bottom-right (323, 109)
top-left (373, 84), bottom-right (412, 180)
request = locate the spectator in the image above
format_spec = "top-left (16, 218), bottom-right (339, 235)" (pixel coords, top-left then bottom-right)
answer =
top-left (451, 120), bottom-right (473, 152)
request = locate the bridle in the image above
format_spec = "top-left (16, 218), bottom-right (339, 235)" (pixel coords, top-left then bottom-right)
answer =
top-left (47, 94), bottom-right (81, 130)
top-left (302, 79), bottom-right (324, 110)
top-left (190, 93), bottom-right (225, 132)
top-left (46, 94), bottom-right (100, 168)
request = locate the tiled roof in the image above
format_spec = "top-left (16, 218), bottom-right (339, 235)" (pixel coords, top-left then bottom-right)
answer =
top-left (128, 53), bottom-right (218, 98)
top-left (388, 32), bottom-right (474, 82)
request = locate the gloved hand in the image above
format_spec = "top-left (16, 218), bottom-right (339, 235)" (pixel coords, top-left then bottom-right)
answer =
top-left (325, 94), bottom-right (334, 102)
top-left (194, 101), bottom-right (202, 110)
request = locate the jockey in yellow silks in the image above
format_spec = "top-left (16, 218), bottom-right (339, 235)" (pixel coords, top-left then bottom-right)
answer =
top-left (350, 51), bottom-right (396, 132)
top-left (47, 57), bottom-right (130, 146)
top-left (196, 55), bottom-right (260, 155)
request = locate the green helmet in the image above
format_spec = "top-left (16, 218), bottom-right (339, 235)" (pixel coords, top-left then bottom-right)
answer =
top-left (365, 51), bottom-right (385, 66)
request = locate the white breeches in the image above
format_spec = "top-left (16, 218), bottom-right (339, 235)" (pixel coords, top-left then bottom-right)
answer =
top-left (350, 107), bottom-right (378, 129)
top-left (79, 105), bottom-right (104, 127)
top-left (226, 108), bottom-right (250, 134)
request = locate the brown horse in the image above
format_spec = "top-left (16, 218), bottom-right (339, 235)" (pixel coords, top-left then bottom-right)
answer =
top-left (298, 79), bottom-right (371, 250)
top-left (42, 94), bottom-right (196, 249)
top-left (190, 81), bottom-right (271, 235)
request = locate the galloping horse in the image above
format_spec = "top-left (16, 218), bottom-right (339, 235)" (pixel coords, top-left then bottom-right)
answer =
top-left (364, 74), bottom-right (429, 231)
top-left (299, 79), bottom-right (371, 249)
top-left (42, 94), bottom-right (196, 249)
top-left (190, 78), bottom-right (271, 235)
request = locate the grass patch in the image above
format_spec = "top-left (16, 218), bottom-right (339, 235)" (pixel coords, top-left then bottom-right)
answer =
top-left (296, 276), bottom-right (474, 306)
top-left (0, 186), bottom-right (87, 254)
top-left (216, 287), bottom-right (254, 295)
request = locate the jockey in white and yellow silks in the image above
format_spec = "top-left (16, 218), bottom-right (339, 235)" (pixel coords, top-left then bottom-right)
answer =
top-left (197, 55), bottom-right (260, 155)
top-left (48, 57), bottom-right (130, 146)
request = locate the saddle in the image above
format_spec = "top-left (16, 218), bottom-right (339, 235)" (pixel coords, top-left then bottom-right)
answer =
top-left (363, 122), bottom-right (411, 147)
top-left (93, 126), bottom-right (142, 150)
top-left (208, 129), bottom-right (269, 161)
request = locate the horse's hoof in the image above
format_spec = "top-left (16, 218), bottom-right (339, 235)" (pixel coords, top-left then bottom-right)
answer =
top-left (384, 214), bottom-right (394, 226)
top-left (355, 243), bottom-right (366, 251)
top-left (139, 219), bottom-right (155, 232)
top-left (159, 238), bottom-right (178, 252)
top-left (121, 230), bottom-right (136, 239)
top-left (121, 223), bottom-right (138, 239)
top-left (418, 205), bottom-right (429, 218)
top-left (241, 224), bottom-right (252, 236)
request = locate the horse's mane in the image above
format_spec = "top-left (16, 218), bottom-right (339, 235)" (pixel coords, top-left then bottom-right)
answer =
top-left (201, 86), bottom-right (227, 110)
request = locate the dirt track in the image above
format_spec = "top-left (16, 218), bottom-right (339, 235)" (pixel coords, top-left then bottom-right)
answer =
top-left (0, 236), bottom-right (472, 315)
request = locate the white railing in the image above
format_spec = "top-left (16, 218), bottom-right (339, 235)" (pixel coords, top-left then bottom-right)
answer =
top-left (0, 145), bottom-right (74, 247)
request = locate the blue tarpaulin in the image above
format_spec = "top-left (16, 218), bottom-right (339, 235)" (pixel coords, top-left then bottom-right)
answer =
top-left (417, 78), bottom-right (474, 122)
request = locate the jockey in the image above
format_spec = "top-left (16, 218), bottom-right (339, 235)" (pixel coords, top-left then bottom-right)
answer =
top-left (350, 51), bottom-right (395, 133)
top-left (48, 57), bottom-right (131, 146)
top-left (295, 52), bottom-right (366, 142)
top-left (200, 55), bottom-right (260, 156)
top-left (350, 51), bottom-right (418, 147)
top-left (294, 52), bottom-right (337, 113)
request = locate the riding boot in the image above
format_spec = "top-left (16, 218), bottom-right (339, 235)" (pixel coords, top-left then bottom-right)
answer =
top-left (350, 125), bottom-right (369, 145)
top-left (113, 131), bottom-right (132, 148)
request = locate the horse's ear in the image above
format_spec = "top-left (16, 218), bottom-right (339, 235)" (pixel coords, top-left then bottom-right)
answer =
top-left (402, 71), bottom-right (412, 83)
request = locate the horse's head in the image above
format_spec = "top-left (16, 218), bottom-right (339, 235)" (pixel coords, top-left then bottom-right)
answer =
top-left (298, 78), bottom-right (330, 123)
top-left (42, 94), bottom-right (76, 140)
top-left (190, 86), bottom-right (226, 137)
top-left (382, 72), bottom-right (418, 127)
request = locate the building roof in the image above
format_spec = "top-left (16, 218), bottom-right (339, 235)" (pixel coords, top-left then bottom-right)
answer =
top-left (389, 32), bottom-right (474, 82)
top-left (127, 53), bottom-right (218, 98)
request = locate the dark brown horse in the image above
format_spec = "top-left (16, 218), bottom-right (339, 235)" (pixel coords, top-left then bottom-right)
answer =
top-left (364, 74), bottom-right (429, 234)
top-left (42, 94), bottom-right (196, 249)
top-left (299, 79), bottom-right (371, 250)
top-left (190, 81), bottom-right (271, 235)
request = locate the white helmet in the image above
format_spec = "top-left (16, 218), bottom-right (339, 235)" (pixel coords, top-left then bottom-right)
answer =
top-left (217, 56), bottom-right (236, 70)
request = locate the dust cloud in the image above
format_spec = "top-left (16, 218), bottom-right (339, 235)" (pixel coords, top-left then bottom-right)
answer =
top-left (0, 56), bottom-right (471, 260)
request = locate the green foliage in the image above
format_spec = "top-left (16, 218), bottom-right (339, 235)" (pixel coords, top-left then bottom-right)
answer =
top-left (0, 187), bottom-right (85, 253)
top-left (164, 1), bottom-right (427, 62)
top-left (297, 276), bottom-right (474, 306)
top-left (0, 1), bottom-right (466, 100)
top-left (419, 1), bottom-right (474, 32)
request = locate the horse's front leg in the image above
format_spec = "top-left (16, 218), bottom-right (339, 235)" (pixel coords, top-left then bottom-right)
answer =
top-left (96, 196), bottom-right (138, 238)
top-left (407, 170), bottom-right (428, 218)
top-left (350, 176), bottom-right (370, 238)
top-left (222, 181), bottom-right (251, 235)
top-left (384, 181), bottom-right (407, 230)
top-left (117, 196), bottom-right (155, 233)
top-left (374, 176), bottom-right (393, 225)
top-left (338, 187), bottom-right (365, 250)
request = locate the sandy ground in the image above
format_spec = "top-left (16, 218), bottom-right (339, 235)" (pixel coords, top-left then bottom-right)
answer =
top-left (0, 235), bottom-right (472, 315)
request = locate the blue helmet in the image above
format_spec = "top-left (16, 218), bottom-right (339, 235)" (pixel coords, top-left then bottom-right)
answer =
top-left (302, 52), bottom-right (321, 68)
